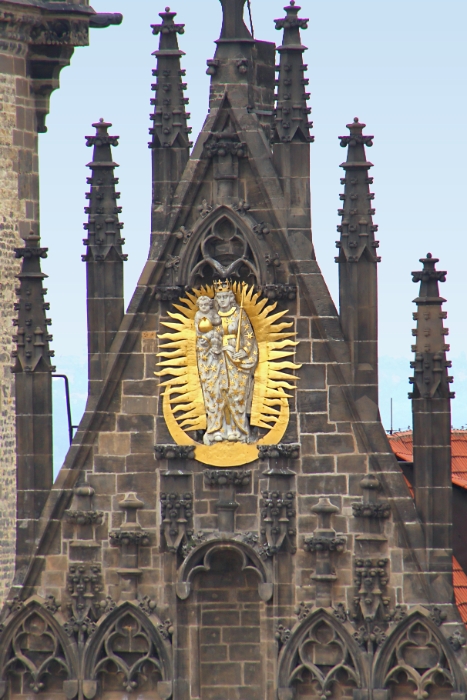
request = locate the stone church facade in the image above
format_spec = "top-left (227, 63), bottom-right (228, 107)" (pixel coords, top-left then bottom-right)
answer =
top-left (1, 2), bottom-right (466, 700)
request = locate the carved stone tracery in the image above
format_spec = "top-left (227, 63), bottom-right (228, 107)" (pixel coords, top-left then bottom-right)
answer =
top-left (176, 538), bottom-right (273, 602)
top-left (174, 206), bottom-right (273, 288)
top-left (374, 612), bottom-right (466, 700)
top-left (83, 603), bottom-right (173, 700)
top-left (278, 611), bottom-right (363, 700)
top-left (0, 602), bottom-right (77, 699)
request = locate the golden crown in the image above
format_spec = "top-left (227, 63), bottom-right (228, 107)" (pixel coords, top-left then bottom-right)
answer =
top-left (213, 279), bottom-right (232, 293)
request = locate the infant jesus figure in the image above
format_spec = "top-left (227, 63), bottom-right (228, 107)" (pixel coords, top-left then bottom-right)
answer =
top-left (194, 296), bottom-right (230, 444)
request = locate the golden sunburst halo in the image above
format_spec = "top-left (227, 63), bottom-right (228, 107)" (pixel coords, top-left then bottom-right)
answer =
top-left (155, 282), bottom-right (301, 467)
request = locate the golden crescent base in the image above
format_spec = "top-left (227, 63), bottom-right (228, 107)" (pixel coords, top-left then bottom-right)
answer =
top-left (163, 387), bottom-right (289, 467)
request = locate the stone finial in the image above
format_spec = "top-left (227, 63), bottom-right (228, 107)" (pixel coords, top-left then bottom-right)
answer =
top-left (335, 118), bottom-right (380, 264)
top-left (273, 0), bottom-right (312, 144)
top-left (409, 253), bottom-right (454, 399)
top-left (82, 118), bottom-right (126, 264)
top-left (149, 7), bottom-right (192, 149)
top-left (12, 233), bottom-right (55, 374)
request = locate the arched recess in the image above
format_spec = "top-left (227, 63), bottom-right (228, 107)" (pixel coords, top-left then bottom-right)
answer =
top-left (0, 599), bottom-right (78, 698)
top-left (178, 205), bottom-right (270, 287)
top-left (83, 602), bottom-right (173, 700)
top-left (373, 608), bottom-right (466, 700)
top-left (277, 608), bottom-right (365, 700)
top-left (176, 539), bottom-right (273, 602)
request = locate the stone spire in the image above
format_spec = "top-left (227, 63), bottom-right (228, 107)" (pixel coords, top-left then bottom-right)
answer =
top-left (336, 118), bottom-right (379, 263)
top-left (149, 7), bottom-right (191, 150)
top-left (82, 119), bottom-right (126, 397)
top-left (409, 253), bottom-right (453, 401)
top-left (336, 118), bottom-right (380, 415)
top-left (12, 233), bottom-right (55, 573)
top-left (149, 6), bottom-right (191, 241)
top-left (409, 253), bottom-right (454, 591)
top-left (12, 234), bottom-right (55, 375)
top-left (273, 0), bottom-right (313, 144)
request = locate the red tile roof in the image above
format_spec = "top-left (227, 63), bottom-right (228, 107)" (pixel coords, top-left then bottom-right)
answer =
top-left (388, 431), bottom-right (467, 626)
top-left (453, 557), bottom-right (467, 625)
top-left (388, 430), bottom-right (467, 490)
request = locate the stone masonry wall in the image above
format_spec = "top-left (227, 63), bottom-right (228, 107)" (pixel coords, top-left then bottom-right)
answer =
top-left (19, 280), bottom-right (464, 700)
top-left (0, 45), bottom-right (40, 604)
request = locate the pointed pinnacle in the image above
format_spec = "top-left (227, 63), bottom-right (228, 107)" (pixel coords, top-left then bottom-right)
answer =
top-left (83, 120), bottom-right (126, 262)
top-left (149, 6), bottom-right (191, 149)
top-left (274, 0), bottom-right (312, 144)
top-left (13, 232), bottom-right (54, 374)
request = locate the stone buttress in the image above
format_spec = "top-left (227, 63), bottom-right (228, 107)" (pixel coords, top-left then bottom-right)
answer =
top-left (0, 0), bottom-right (122, 606)
top-left (2, 2), bottom-right (466, 700)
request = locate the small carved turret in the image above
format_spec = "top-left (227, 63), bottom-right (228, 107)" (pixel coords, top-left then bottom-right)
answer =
top-left (82, 119), bottom-right (126, 397)
top-left (336, 118), bottom-right (380, 416)
top-left (273, 0), bottom-right (313, 144)
top-left (207, 0), bottom-right (275, 126)
top-left (149, 6), bottom-right (191, 239)
top-left (409, 254), bottom-right (453, 580)
top-left (12, 233), bottom-right (55, 573)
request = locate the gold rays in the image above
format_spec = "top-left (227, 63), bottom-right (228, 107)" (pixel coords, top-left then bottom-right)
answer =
top-left (232, 283), bottom-right (301, 431)
top-left (155, 283), bottom-right (301, 458)
top-left (155, 286), bottom-right (212, 432)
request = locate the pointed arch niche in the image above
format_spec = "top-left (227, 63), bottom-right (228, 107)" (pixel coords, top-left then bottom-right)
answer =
top-left (0, 600), bottom-right (78, 699)
top-left (176, 540), bottom-right (272, 700)
top-left (373, 609), bottom-right (466, 700)
top-left (178, 205), bottom-right (270, 287)
top-left (83, 602), bottom-right (173, 700)
top-left (277, 609), bottom-right (365, 700)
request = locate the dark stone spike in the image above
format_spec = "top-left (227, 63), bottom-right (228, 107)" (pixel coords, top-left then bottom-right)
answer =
top-left (410, 255), bottom-right (453, 551)
top-left (272, 1), bottom-right (312, 145)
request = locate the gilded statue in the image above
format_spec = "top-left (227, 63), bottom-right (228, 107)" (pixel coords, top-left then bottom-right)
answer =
top-left (194, 283), bottom-right (258, 444)
top-left (155, 281), bottom-right (300, 467)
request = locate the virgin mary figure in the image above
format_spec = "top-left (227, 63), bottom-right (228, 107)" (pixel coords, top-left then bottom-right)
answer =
top-left (194, 281), bottom-right (258, 445)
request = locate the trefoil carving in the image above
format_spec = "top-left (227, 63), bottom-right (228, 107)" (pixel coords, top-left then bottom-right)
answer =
top-left (87, 608), bottom-right (170, 696)
top-left (0, 606), bottom-right (73, 696)
top-left (278, 614), bottom-right (362, 700)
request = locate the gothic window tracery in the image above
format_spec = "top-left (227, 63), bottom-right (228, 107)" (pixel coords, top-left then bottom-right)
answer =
top-left (83, 604), bottom-right (172, 699)
top-left (374, 613), bottom-right (464, 700)
top-left (278, 611), bottom-right (363, 700)
top-left (178, 208), bottom-right (267, 287)
top-left (0, 603), bottom-right (76, 697)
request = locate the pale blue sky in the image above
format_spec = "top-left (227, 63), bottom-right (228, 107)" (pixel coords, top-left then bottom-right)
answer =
top-left (37, 1), bottom-right (467, 464)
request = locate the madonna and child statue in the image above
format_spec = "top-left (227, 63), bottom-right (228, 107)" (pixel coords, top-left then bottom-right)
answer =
top-left (156, 280), bottom-right (301, 467)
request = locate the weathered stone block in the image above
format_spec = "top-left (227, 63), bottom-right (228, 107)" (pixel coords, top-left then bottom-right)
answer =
top-left (317, 434), bottom-right (355, 455)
